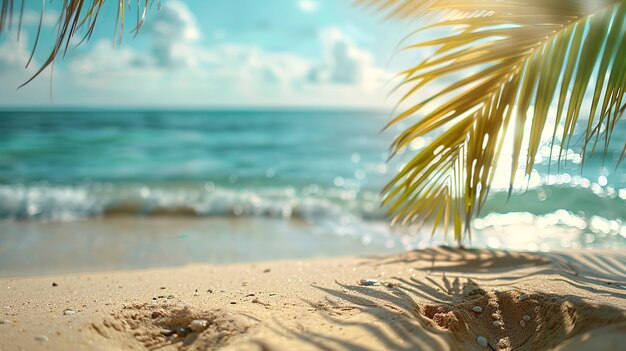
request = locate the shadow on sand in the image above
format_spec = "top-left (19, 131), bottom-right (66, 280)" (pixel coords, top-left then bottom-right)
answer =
top-left (375, 246), bottom-right (626, 299)
top-left (283, 247), bottom-right (626, 351)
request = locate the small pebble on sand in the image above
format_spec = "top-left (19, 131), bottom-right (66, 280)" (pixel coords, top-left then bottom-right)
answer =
top-left (476, 336), bottom-right (488, 347)
top-left (246, 293), bottom-right (255, 297)
top-left (52, 282), bottom-right (58, 287)
top-left (63, 309), bottom-right (76, 315)
top-left (263, 268), bottom-right (271, 273)
top-left (358, 279), bottom-right (380, 286)
top-left (523, 315), bottom-right (531, 321)
top-left (472, 306), bottom-right (483, 313)
top-left (35, 335), bottom-right (48, 342)
top-left (491, 313), bottom-right (499, 320)
top-left (520, 320), bottom-right (526, 328)
top-left (189, 319), bottom-right (208, 332)
top-left (518, 293), bottom-right (529, 301)
top-left (175, 326), bottom-right (191, 337)
top-left (493, 320), bottom-right (503, 327)
top-left (0, 319), bottom-right (10, 324)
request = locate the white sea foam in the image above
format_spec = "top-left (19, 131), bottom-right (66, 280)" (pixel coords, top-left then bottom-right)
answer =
top-left (1, 182), bottom-right (625, 250)
top-left (0, 183), bottom-right (384, 222)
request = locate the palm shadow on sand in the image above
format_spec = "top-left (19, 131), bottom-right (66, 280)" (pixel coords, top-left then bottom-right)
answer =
top-left (375, 246), bottom-right (626, 298)
top-left (283, 247), bottom-right (626, 350)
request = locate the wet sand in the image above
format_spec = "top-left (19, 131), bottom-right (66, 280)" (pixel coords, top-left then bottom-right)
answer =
top-left (0, 216), bottom-right (400, 276)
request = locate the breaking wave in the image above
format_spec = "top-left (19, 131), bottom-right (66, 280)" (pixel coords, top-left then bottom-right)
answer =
top-left (0, 182), bottom-right (384, 222)
top-left (1, 180), bottom-right (625, 250)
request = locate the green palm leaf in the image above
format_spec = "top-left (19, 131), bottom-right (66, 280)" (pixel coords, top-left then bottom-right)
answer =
top-left (361, 0), bottom-right (626, 243)
top-left (2, 1), bottom-right (625, 246)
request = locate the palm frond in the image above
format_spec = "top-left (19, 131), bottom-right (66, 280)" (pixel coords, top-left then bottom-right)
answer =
top-left (362, 0), bottom-right (626, 243)
top-left (0, 0), bottom-right (159, 86)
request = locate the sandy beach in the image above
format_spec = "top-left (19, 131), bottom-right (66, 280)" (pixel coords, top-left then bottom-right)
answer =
top-left (1, 247), bottom-right (625, 351)
top-left (2, 0), bottom-right (626, 350)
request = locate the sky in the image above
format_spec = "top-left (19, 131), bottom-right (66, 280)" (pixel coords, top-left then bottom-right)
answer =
top-left (0, 0), bottom-right (418, 109)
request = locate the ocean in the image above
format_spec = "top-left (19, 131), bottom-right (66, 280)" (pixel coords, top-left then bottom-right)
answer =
top-left (1, 110), bottom-right (625, 275)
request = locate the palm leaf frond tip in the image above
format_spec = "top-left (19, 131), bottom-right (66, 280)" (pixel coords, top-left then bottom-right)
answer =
top-left (0, 0), bottom-right (159, 86)
top-left (363, 0), bottom-right (626, 243)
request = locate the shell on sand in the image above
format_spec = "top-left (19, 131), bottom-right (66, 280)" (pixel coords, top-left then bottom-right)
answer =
top-left (189, 319), bottom-right (208, 332)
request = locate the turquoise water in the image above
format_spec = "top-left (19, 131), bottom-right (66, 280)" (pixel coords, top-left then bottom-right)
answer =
top-left (0, 109), bottom-right (625, 262)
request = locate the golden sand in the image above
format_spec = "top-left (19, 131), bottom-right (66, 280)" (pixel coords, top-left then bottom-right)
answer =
top-left (1, 248), bottom-right (625, 350)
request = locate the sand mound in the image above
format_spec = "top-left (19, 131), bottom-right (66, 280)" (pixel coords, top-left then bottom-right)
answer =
top-left (307, 248), bottom-right (626, 351)
top-left (317, 278), bottom-right (626, 351)
top-left (418, 289), bottom-right (626, 350)
top-left (91, 303), bottom-right (257, 350)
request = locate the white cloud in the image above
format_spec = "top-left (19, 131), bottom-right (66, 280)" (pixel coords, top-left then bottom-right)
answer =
top-left (298, 0), bottom-right (318, 12)
top-left (205, 44), bottom-right (311, 87)
top-left (149, 0), bottom-right (201, 68)
top-left (0, 33), bottom-right (63, 106)
top-left (0, 3), bottom-right (396, 108)
top-left (20, 9), bottom-right (60, 28)
top-left (308, 27), bottom-right (389, 87)
top-left (68, 39), bottom-right (312, 100)
top-left (0, 32), bottom-right (33, 69)
top-left (69, 40), bottom-right (157, 86)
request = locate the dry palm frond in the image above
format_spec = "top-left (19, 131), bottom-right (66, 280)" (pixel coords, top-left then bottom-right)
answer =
top-left (0, 0), bottom-right (159, 86)
top-left (360, 0), bottom-right (626, 243)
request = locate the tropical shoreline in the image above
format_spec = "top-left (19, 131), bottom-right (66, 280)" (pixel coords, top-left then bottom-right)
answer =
top-left (1, 247), bottom-right (625, 350)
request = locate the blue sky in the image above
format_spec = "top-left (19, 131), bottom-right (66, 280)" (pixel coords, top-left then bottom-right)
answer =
top-left (0, 0), bottom-right (418, 109)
